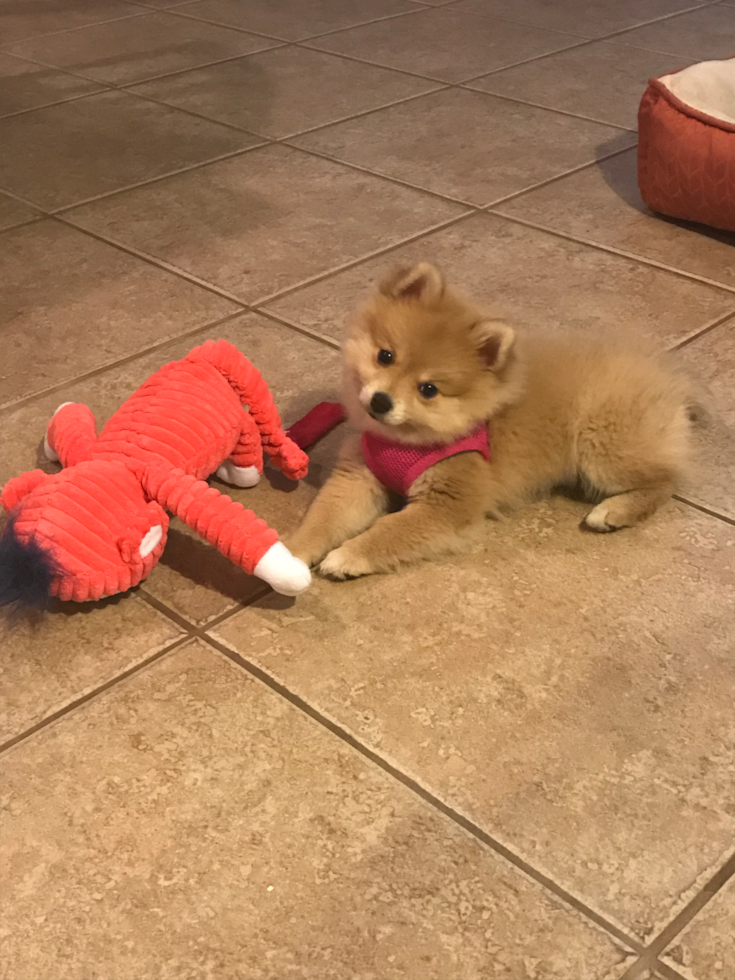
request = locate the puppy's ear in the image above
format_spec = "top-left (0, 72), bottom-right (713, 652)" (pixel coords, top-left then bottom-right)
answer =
top-left (470, 320), bottom-right (515, 371)
top-left (378, 262), bottom-right (445, 304)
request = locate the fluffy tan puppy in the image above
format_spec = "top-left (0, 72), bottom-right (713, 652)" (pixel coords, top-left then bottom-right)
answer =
top-left (288, 262), bottom-right (701, 579)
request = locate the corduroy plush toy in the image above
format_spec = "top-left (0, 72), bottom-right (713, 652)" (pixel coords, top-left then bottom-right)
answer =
top-left (0, 340), bottom-right (313, 612)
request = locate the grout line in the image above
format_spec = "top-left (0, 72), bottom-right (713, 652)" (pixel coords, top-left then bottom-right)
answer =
top-left (0, 632), bottom-right (191, 755)
top-left (203, 631), bottom-right (644, 956)
top-left (0, 88), bottom-right (111, 123)
top-left (673, 494), bottom-right (735, 528)
top-left (482, 143), bottom-right (637, 210)
top-left (0, 8), bottom-right (149, 51)
top-left (672, 311), bottom-right (735, 350)
top-left (51, 214), bottom-right (249, 302)
top-left (593, 2), bottom-right (714, 44)
top-left (485, 211), bottom-right (735, 297)
top-left (459, 81), bottom-right (637, 132)
top-left (617, 850), bottom-right (735, 980)
top-left (283, 139), bottom-right (478, 208)
top-left (49, 140), bottom-right (269, 214)
top-left (250, 211), bottom-right (476, 307)
top-left (650, 961), bottom-right (689, 980)
top-left (0, 308), bottom-right (247, 416)
top-left (0, 578), bottom-right (272, 757)
top-left (457, 37), bottom-right (598, 83)
top-left (253, 308), bottom-right (342, 351)
top-left (165, 3), bottom-right (428, 46)
top-left (443, 0), bottom-right (711, 46)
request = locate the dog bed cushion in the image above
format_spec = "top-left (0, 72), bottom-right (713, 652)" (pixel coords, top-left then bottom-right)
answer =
top-left (638, 57), bottom-right (735, 232)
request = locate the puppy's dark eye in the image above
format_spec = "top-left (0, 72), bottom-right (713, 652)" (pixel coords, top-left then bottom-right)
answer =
top-left (377, 348), bottom-right (394, 366)
top-left (418, 382), bottom-right (438, 399)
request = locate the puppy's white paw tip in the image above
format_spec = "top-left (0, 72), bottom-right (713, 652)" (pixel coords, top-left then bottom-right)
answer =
top-left (254, 542), bottom-right (311, 596)
top-left (216, 461), bottom-right (261, 488)
top-left (584, 503), bottom-right (619, 532)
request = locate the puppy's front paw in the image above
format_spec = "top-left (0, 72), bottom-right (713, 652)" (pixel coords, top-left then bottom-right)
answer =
top-left (319, 544), bottom-right (374, 580)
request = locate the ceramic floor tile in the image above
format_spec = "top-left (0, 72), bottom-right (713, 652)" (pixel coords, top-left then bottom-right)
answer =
top-left (131, 46), bottom-right (439, 140)
top-left (495, 149), bottom-right (735, 290)
top-left (469, 41), bottom-right (692, 130)
top-left (678, 322), bottom-right (735, 521)
top-left (6, 11), bottom-right (279, 87)
top-left (452, 0), bottom-right (708, 38)
top-left (65, 144), bottom-right (466, 303)
top-left (0, 90), bottom-right (260, 210)
top-left (0, 0), bottom-right (142, 45)
top-left (265, 213), bottom-right (735, 348)
top-left (0, 313), bottom-right (342, 624)
top-left (292, 88), bottom-right (633, 206)
top-left (0, 595), bottom-right (183, 744)
top-left (0, 51), bottom-right (104, 118)
top-left (213, 498), bottom-right (735, 942)
top-left (0, 640), bottom-right (630, 980)
top-left (310, 6), bottom-right (583, 83)
top-left (175, 0), bottom-right (419, 42)
top-left (662, 874), bottom-right (735, 980)
top-left (0, 190), bottom-right (38, 232)
top-left (612, 5), bottom-right (735, 61)
top-left (0, 220), bottom-right (236, 407)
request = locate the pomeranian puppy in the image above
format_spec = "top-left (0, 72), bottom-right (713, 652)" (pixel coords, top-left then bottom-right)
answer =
top-left (287, 262), bottom-right (701, 579)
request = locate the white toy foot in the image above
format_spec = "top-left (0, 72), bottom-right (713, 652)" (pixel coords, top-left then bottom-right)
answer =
top-left (254, 542), bottom-right (311, 596)
top-left (216, 461), bottom-right (261, 488)
top-left (43, 402), bottom-right (74, 462)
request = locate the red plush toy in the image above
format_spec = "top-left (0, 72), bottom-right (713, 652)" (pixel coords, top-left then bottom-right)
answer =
top-left (0, 340), bottom-right (315, 611)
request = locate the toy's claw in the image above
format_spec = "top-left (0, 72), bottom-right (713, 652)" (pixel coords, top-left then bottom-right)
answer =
top-left (216, 461), bottom-right (261, 488)
top-left (254, 541), bottom-right (311, 596)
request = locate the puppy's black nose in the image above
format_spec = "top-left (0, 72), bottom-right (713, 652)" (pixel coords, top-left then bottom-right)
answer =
top-left (369, 391), bottom-right (393, 416)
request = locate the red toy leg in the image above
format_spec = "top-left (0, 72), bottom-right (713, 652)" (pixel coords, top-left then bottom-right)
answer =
top-left (215, 412), bottom-right (264, 488)
top-left (186, 340), bottom-right (309, 481)
top-left (143, 463), bottom-right (310, 595)
top-left (45, 403), bottom-right (98, 468)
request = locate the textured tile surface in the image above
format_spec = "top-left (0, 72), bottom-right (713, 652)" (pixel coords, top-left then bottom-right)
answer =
top-left (2, 0), bottom-right (734, 970)
top-left (6, 11), bottom-right (279, 86)
top-left (0, 595), bottom-right (182, 743)
top-left (311, 6), bottom-right (583, 82)
top-left (452, 0), bottom-right (707, 38)
top-left (131, 45), bottom-right (439, 139)
top-left (0, 641), bottom-right (629, 980)
top-left (0, 220), bottom-right (235, 407)
top-left (470, 41), bottom-right (691, 130)
top-left (66, 144), bottom-right (466, 302)
top-left (613, 4), bottom-right (735, 60)
top-left (0, 190), bottom-right (38, 231)
top-left (0, 51), bottom-right (103, 118)
top-left (0, 0), bottom-right (141, 45)
top-left (496, 149), bottom-right (735, 289)
top-left (266, 213), bottom-right (735, 346)
top-left (214, 499), bottom-right (735, 940)
top-left (0, 90), bottom-right (259, 210)
top-left (662, 875), bottom-right (735, 980)
top-left (176, 0), bottom-right (419, 41)
top-left (679, 322), bottom-right (735, 521)
top-left (293, 87), bottom-right (633, 205)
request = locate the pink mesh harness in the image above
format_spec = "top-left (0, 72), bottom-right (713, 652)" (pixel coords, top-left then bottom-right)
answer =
top-left (362, 424), bottom-right (490, 497)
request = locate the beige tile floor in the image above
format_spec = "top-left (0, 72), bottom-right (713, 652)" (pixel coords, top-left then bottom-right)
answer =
top-left (1, 1), bottom-right (733, 977)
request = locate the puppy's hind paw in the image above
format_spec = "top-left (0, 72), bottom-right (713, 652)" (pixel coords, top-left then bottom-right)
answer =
top-left (318, 545), bottom-right (373, 581)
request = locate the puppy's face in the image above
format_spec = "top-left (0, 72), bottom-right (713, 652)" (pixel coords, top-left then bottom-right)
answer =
top-left (343, 263), bottom-right (520, 444)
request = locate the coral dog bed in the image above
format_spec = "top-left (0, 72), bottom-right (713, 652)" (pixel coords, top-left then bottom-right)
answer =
top-left (638, 57), bottom-right (735, 232)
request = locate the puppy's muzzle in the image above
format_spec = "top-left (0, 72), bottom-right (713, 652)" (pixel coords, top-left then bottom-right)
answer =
top-left (368, 391), bottom-right (393, 419)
